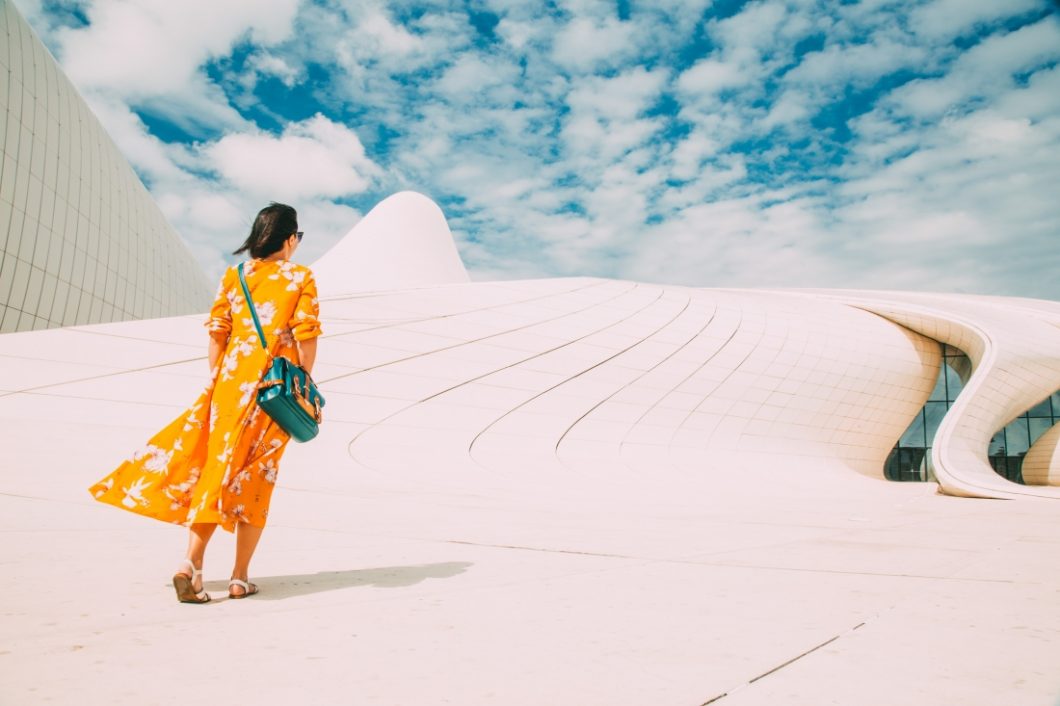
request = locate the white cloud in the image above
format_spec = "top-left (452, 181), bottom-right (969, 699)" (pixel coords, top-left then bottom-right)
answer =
top-left (911, 0), bottom-right (1045, 40)
top-left (566, 67), bottom-right (668, 119)
top-left (359, 10), bottom-right (423, 55)
top-left (551, 16), bottom-right (637, 71)
top-left (246, 53), bottom-right (301, 88)
top-left (785, 40), bottom-right (927, 87)
top-left (56, 0), bottom-right (299, 95)
top-left (206, 115), bottom-right (381, 201)
top-left (43, 0), bottom-right (301, 138)
top-left (709, 0), bottom-right (790, 53)
top-left (435, 53), bottom-right (520, 100)
top-left (496, 17), bottom-right (549, 51)
top-left (625, 194), bottom-right (837, 289)
top-left (677, 59), bottom-right (749, 97)
top-left (331, 6), bottom-right (472, 78)
top-left (888, 17), bottom-right (1060, 120)
top-left (669, 130), bottom-right (722, 182)
top-left (18, 0), bottom-right (1060, 301)
top-left (561, 67), bottom-right (669, 167)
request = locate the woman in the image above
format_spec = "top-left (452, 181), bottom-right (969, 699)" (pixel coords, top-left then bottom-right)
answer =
top-left (89, 203), bottom-right (322, 603)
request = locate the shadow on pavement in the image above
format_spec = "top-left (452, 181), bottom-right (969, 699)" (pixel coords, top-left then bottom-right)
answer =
top-left (203, 561), bottom-right (473, 600)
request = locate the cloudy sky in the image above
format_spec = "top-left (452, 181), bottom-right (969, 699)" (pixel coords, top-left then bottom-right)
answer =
top-left (16, 0), bottom-right (1060, 298)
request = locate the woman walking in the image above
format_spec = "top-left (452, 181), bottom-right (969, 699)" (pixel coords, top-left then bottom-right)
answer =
top-left (89, 203), bottom-right (322, 603)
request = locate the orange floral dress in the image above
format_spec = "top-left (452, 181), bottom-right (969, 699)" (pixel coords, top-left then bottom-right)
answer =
top-left (89, 259), bottom-right (322, 532)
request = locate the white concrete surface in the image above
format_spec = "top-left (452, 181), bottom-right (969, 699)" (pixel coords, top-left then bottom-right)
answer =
top-left (2, 274), bottom-right (1060, 705)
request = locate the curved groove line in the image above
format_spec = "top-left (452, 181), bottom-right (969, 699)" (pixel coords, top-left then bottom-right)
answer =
top-left (665, 301), bottom-right (788, 459)
top-left (552, 294), bottom-right (718, 463)
top-left (318, 279), bottom-right (611, 382)
top-left (543, 292), bottom-right (699, 470)
top-left (466, 287), bottom-right (678, 469)
top-left (345, 282), bottom-right (646, 468)
top-left (617, 296), bottom-right (746, 457)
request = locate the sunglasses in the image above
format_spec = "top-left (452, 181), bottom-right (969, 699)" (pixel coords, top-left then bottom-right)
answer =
top-left (295, 231), bottom-right (304, 242)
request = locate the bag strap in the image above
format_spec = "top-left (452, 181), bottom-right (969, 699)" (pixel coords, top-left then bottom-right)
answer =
top-left (237, 262), bottom-right (269, 351)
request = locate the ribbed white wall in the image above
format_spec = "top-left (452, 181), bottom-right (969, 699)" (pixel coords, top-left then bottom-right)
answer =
top-left (313, 281), bottom-right (940, 484)
top-left (1023, 423), bottom-right (1060, 485)
top-left (797, 290), bottom-right (1060, 498)
top-left (0, 0), bottom-right (209, 333)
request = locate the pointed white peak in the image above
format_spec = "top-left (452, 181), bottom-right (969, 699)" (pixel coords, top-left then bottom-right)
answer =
top-left (311, 191), bottom-right (470, 297)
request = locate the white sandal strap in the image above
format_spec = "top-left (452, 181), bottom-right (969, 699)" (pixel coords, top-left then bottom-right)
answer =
top-left (179, 558), bottom-right (203, 578)
top-left (229, 579), bottom-right (250, 590)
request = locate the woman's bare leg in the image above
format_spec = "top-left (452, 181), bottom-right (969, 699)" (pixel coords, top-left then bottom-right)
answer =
top-left (178, 523), bottom-right (217, 591)
top-left (230, 521), bottom-right (264, 595)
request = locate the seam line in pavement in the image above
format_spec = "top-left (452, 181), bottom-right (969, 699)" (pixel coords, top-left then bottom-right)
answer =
top-left (700, 622), bottom-right (866, 705)
top-left (444, 539), bottom-right (1015, 583)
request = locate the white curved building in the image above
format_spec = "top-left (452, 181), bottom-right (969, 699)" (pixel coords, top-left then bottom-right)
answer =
top-left (0, 0), bottom-right (210, 333)
top-left (4, 189), bottom-right (1060, 705)
top-left (3, 191), bottom-right (1060, 705)
top-left (2, 0), bottom-right (1060, 700)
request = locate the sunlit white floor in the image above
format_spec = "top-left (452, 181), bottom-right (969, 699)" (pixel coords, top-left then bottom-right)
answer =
top-left (1, 278), bottom-right (1058, 705)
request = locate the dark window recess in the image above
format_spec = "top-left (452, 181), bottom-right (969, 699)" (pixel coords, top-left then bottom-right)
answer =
top-left (884, 344), bottom-right (1060, 483)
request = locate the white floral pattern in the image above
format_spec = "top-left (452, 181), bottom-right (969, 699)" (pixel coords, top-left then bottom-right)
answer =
top-left (183, 403), bottom-right (204, 432)
top-left (132, 445), bottom-right (174, 474)
top-left (239, 380), bottom-right (257, 407)
top-left (216, 432), bottom-right (233, 465)
top-left (243, 300), bottom-right (277, 333)
top-left (121, 476), bottom-right (151, 508)
top-left (269, 261), bottom-right (307, 292)
top-left (260, 459), bottom-right (278, 484)
top-left (89, 260), bottom-right (322, 533)
top-left (228, 468), bottom-right (251, 496)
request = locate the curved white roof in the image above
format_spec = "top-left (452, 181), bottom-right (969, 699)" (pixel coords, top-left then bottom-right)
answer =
top-left (311, 191), bottom-right (469, 297)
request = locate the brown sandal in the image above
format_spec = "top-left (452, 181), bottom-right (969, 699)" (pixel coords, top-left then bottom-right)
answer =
top-left (173, 560), bottom-right (210, 604)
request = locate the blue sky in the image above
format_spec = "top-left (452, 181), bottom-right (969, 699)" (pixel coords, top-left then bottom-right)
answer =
top-left (17, 0), bottom-right (1060, 298)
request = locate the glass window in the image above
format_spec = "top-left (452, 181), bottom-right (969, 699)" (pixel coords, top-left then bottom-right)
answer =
top-left (988, 432), bottom-right (1006, 456)
top-left (1027, 397), bottom-right (1052, 418)
top-left (888, 339), bottom-right (1056, 485)
top-left (928, 371), bottom-right (948, 402)
top-left (1005, 418), bottom-right (1031, 455)
top-left (900, 411), bottom-right (927, 447)
top-left (1029, 418), bottom-right (1055, 446)
top-left (942, 365), bottom-right (963, 404)
top-left (924, 401), bottom-right (948, 441)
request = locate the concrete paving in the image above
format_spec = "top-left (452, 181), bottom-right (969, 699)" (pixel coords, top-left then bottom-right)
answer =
top-left (2, 289), bottom-right (1059, 705)
top-left (4, 430), bottom-right (1060, 704)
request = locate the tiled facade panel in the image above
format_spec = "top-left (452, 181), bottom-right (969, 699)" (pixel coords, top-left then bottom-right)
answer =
top-left (0, 0), bottom-right (209, 333)
top-left (1023, 421), bottom-right (1060, 485)
top-left (296, 277), bottom-right (942, 484)
top-left (836, 293), bottom-right (1060, 499)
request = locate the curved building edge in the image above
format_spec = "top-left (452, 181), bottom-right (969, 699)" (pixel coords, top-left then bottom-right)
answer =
top-left (780, 288), bottom-right (1060, 500)
top-left (310, 190), bottom-right (470, 299)
top-left (0, 1), bottom-right (211, 333)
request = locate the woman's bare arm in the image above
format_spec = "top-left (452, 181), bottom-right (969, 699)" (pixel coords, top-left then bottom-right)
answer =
top-left (208, 335), bottom-right (227, 371)
top-left (297, 337), bottom-right (318, 375)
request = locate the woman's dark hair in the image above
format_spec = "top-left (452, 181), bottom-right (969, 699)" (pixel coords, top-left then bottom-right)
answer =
top-left (234, 203), bottom-right (298, 258)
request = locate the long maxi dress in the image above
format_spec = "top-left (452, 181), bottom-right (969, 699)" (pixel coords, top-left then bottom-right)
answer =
top-left (89, 259), bottom-right (322, 532)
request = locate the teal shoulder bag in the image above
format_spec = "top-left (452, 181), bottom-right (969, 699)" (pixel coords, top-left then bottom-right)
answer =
top-left (237, 262), bottom-right (325, 443)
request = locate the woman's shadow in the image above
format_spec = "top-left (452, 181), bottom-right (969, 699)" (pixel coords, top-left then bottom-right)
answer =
top-left (204, 561), bottom-right (472, 600)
